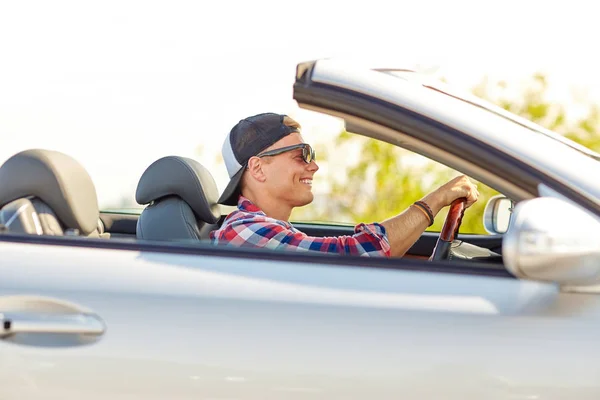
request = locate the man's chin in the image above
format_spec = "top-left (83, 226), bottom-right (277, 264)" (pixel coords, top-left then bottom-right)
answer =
top-left (293, 193), bottom-right (314, 207)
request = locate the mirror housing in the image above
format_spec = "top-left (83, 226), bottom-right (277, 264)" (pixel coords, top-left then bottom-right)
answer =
top-left (503, 197), bottom-right (600, 287)
top-left (483, 195), bottom-right (514, 234)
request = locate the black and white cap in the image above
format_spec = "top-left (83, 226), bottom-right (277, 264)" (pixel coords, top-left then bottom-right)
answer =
top-left (218, 112), bottom-right (299, 206)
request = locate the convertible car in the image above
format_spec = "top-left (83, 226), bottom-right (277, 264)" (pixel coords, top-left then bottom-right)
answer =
top-left (1, 59), bottom-right (599, 399)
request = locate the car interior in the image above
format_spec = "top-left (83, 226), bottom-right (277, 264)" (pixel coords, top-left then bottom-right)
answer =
top-left (0, 148), bottom-right (505, 266)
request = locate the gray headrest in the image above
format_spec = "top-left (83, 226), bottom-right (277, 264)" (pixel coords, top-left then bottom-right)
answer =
top-left (136, 156), bottom-right (220, 224)
top-left (0, 149), bottom-right (100, 235)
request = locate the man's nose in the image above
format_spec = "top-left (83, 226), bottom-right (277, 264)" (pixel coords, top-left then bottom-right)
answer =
top-left (307, 160), bottom-right (319, 172)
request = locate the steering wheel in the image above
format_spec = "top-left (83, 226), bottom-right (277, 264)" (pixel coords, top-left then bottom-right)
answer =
top-left (430, 198), bottom-right (467, 261)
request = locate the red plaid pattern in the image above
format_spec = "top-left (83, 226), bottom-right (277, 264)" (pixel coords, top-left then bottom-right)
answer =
top-left (210, 196), bottom-right (391, 257)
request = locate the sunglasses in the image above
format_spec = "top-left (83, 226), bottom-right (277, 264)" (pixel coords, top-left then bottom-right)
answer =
top-left (255, 143), bottom-right (316, 164)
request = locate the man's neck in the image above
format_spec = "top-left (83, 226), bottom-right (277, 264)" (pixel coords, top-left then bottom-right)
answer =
top-left (242, 192), bottom-right (292, 222)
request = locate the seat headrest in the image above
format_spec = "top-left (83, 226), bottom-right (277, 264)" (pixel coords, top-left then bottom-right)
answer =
top-left (0, 149), bottom-right (100, 235)
top-left (135, 156), bottom-right (220, 224)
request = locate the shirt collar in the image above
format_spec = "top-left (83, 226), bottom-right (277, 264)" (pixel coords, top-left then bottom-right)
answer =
top-left (237, 195), bottom-right (266, 215)
top-left (236, 196), bottom-right (294, 229)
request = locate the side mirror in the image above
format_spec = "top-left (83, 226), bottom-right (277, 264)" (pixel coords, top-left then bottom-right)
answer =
top-left (483, 195), bottom-right (514, 234)
top-left (503, 197), bottom-right (600, 287)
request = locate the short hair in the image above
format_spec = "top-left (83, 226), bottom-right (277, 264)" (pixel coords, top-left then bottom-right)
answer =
top-left (283, 115), bottom-right (301, 130)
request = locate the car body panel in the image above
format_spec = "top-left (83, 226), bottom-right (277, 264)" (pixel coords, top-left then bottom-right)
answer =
top-left (2, 241), bottom-right (600, 399)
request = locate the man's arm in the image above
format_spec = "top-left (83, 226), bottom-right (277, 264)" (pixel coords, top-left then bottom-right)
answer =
top-left (381, 175), bottom-right (479, 257)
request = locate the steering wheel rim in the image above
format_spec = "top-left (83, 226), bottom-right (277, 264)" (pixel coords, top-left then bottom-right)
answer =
top-left (430, 198), bottom-right (467, 261)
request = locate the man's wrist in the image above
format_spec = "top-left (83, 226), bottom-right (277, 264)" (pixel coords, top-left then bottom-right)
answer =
top-left (413, 201), bottom-right (435, 226)
top-left (420, 193), bottom-right (444, 216)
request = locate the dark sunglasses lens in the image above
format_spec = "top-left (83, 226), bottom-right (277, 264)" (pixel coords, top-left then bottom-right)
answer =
top-left (302, 145), bottom-right (315, 163)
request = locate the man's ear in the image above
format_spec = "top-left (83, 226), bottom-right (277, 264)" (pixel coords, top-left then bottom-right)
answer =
top-left (246, 157), bottom-right (267, 183)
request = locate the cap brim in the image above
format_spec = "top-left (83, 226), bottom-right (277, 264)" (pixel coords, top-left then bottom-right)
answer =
top-left (217, 167), bottom-right (245, 206)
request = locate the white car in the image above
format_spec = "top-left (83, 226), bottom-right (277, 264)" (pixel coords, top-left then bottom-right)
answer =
top-left (1, 59), bottom-right (599, 399)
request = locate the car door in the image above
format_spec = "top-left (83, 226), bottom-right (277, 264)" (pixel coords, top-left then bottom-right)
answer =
top-left (2, 237), bottom-right (600, 399)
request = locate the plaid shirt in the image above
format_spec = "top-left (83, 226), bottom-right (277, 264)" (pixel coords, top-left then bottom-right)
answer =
top-left (210, 196), bottom-right (391, 257)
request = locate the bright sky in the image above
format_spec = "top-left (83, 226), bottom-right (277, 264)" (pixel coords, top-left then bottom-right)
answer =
top-left (1, 0), bottom-right (598, 208)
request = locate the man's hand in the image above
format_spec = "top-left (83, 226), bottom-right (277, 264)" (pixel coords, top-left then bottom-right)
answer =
top-left (440, 175), bottom-right (479, 208)
top-left (421, 175), bottom-right (479, 215)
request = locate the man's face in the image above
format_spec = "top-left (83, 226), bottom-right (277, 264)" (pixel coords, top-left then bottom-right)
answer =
top-left (260, 132), bottom-right (319, 208)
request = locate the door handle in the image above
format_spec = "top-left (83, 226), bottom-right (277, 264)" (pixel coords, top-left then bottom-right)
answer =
top-left (0, 295), bottom-right (107, 346)
top-left (1, 312), bottom-right (105, 337)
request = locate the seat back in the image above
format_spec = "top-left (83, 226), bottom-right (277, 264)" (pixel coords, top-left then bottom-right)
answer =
top-left (0, 149), bottom-right (103, 237)
top-left (135, 156), bottom-right (220, 241)
top-left (1, 198), bottom-right (53, 235)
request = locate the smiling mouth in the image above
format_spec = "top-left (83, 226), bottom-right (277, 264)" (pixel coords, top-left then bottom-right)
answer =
top-left (300, 179), bottom-right (313, 186)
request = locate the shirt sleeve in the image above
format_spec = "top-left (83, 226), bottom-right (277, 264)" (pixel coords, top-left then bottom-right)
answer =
top-left (214, 218), bottom-right (391, 257)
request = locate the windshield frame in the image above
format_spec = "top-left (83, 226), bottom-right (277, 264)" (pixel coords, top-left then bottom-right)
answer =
top-left (294, 59), bottom-right (600, 215)
top-left (377, 69), bottom-right (600, 162)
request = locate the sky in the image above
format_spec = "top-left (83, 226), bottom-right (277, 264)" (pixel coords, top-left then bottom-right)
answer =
top-left (1, 0), bottom-right (599, 208)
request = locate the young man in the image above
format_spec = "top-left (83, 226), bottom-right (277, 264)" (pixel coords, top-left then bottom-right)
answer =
top-left (210, 112), bottom-right (479, 257)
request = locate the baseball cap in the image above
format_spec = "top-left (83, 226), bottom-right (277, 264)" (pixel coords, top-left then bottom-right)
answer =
top-left (218, 112), bottom-right (300, 205)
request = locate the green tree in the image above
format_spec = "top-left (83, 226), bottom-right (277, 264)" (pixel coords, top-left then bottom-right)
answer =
top-left (292, 73), bottom-right (600, 233)
top-left (474, 73), bottom-right (600, 151)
